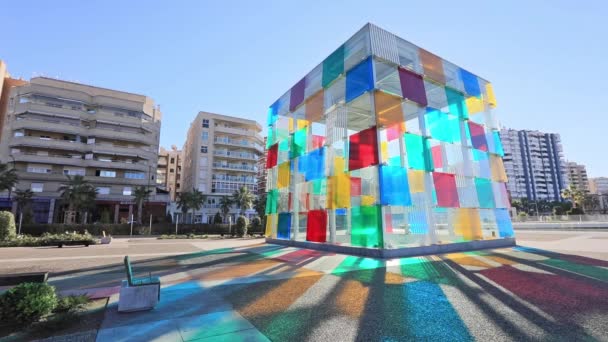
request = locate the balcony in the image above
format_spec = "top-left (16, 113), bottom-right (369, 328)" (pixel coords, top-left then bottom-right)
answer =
top-left (214, 125), bottom-right (260, 137)
top-left (10, 136), bottom-right (86, 152)
top-left (13, 118), bottom-right (83, 135)
top-left (213, 150), bottom-right (258, 161)
top-left (213, 138), bottom-right (263, 152)
top-left (212, 163), bottom-right (257, 173)
top-left (84, 159), bottom-right (150, 171)
top-left (13, 152), bottom-right (84, 167)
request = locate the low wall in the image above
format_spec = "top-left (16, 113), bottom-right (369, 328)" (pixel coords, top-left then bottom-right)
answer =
top-left (266, 238), bottom-right (516, 258)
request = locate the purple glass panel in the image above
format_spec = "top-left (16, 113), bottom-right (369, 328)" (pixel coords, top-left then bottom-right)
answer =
top-left (289, 78), bottom-right (306, 112)
top-left (399, 67), bottom-right (427, 107)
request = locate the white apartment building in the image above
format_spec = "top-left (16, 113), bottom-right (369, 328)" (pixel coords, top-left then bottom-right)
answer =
top-left (589, 177), bottom-right (608, 195)
top-left (181, 112), bottom-right (263, 223)
top-left (500, 128), bottom-right (568, 202)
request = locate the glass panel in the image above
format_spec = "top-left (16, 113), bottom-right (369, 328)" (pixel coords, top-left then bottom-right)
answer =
top-left (374, 59), bottom-right (401, 96)
top-left (345, 57), bottom-right (374, 103)
top-left (305, 147), bottom-right (325, 181)
top-left (289, 78), bottom-right (306, 112)
top-left (277, 162), bottom-right (290, 189)
top-left (475, 177), bottom-right (495, 208)
top-left (290, 127), bottom-right (307, 159)
top-left (399, 67), bottom-right (427, 107)
top-left (379, 165), bottom-right (411, 206)
top-left (344, 27), bottom-right (371, 71)
top-left (404, 133), bottom-right (433, 171)
top-left (419, 49), bottom-right (445, 83)
top-left (306, 210), bottom-right (327, 242)
top-left (277, 213), bottom-right (291, 239)
top-left (348, 126), bottom-right (379, 171)
top-left (451, 208), bottom-right (482, 240)
top-left (495, 209), bottom-right (514, 237)
top-left (460, 68), bottom-right (481, 97)
top-left (266, 143), bottom-right (278, 168)
top-left (322, 45), bottom-right (345, 88)
top-left (396, 37), bottom-right (422, 73)
top-left (445, 88), bottom-right (468, 119)
top-left (374, 91), bottom-right (403, 128)
top-left (305, 90), bottom-right (324, 122)
top-left (351, 205), bottom-right (383, 247)
top-left (433, 172), bottom-right (459, 207)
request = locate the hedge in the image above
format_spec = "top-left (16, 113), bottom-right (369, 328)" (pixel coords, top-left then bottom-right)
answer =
top-left (0, 211), bottom-right (16, 240)
top-left (18, 223), bottom-right (233, 236)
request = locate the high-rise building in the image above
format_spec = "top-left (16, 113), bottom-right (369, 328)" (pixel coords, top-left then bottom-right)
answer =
top-left (0, 61), bottom-right (27, 146)
top-left (264, 23), bottom-right (514, 255)
top-left (500, 128), bottom-right (567, 202)
top-left (589, 177), bottom-right (608, 195)
top-left (181, 111), bottom-right (263, 223)
top-left (157, 146), bottom-right (182, 201)
top-left (0, 77), bottom-right (164, 223)
top-left (565, 161), bottom-right (589, 193)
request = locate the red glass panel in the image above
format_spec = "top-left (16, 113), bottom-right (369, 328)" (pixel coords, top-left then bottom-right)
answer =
top-left (348, 126), bottom-right (379, 171)
top-left (433, 172), bottom-right (460, 207)
top-left (266, 143), bottom-right (278, 169)
top-left (306, 210), bottom-right (327, 242)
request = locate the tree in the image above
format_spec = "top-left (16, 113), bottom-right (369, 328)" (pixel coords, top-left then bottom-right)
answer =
top-left (253, 193), bottom-right (266, 219)
top-left (561, 185), bottom-right (586, 213)
top-left (213, 212), bottom-right (223, 224)
top-left (176, 192), bottom-right (191, 223)
top-left (59, 175), bottom-right (97, 224)
top-left (14, 189), bottom-right (34, 223)
top-left (132, 186), bottom-right (152, 224)
top-left (187, 189), bottom-right (206, 222)
top-left (232, 186), bottom-right (254, 215)
top-left (219, 196), bottom-right (232, 223)
top-left (0, 162), bottom-right (18, 201)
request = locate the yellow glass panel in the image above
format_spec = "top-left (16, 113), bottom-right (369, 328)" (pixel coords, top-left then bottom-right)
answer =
top-left (486, 83), bottom-right (497, 108)
top-left (297, 119), bottom-right (309, 130)
top-left (490, 155), bottom-right (508, 182)
top-left (277, 162), bottom-right (290, 188)
top-left (333, 156), bottom-right (346, 175)
top-left (265, 214), bottom-right (277, 237)
top-left (361, 195), bottom-right (376, 206)
top-left (453, 208), bottom-right (482, 240)
top-left (288, 118), bottom-right (295, 133)
top-left (306, 90), bottom-right (324, 122)
top-left (407, 170), bottom-right (425, 193)
top-left (381, 141), bottom-right (389, 162)
top-left (465, 97), bottom-right (484, 115)
top-left (328, 174), bottom-right (351, 209)
top-left (419, 49), bottom-right (445, 84)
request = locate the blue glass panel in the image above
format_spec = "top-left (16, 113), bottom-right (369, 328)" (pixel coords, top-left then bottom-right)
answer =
top-left (460, 69), bottom-right (481, 97)
top-left (495, 209), bottom-right (514, 238)
top-left (268, 101), bottom-right (280, 125)
top-left (277, 213), bottom-right (291, 239)
top-left (345, 57), bottom-right (374, 103)
top-left (379, 165), bottom-right (412, 206)
top-left (493, 131), bottom-right (504, 156)
top-left (408, 210), bottom-right (428, 234)
top-left (305, 147), bottom-right (325, 181)
top-left (475, 178), bottom-right (495, 208)
top-left (335, 208), bottom-right (347, 215)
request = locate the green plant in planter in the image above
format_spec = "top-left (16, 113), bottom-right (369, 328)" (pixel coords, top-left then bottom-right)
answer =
top-left (235, 216), bottom-right (249, 237)
top-left (55, 294), bottom-right (89, 313)
top-left (0, 282), bottom-right (57, 326)
top-left (0, 211), bottom-right (16, 241)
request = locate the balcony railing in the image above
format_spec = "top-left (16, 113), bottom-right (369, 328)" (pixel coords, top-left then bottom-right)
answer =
top-left (213, 150), bottom-right (258, 160)
top-left (212, 163), bottom-right (257, 172)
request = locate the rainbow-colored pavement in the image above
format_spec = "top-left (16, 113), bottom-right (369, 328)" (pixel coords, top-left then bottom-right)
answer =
top-left (87, 241), bottom-right (608, 341)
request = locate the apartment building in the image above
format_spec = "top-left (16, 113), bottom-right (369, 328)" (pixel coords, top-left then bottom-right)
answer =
top-left (565, 161), bottom-right (589, 193)
top-left (500, 128), bottom-right (568, 202)
top-left (0, 77), bottom-right (164, 223)
top-left (0, 61), bottom-right (27, 146)
top-left (157, 146), bottom-right (182, 201)
top-left (181, 111), bottom-right (263, 223)
top-left (589, 177), bottom-right (608, 195)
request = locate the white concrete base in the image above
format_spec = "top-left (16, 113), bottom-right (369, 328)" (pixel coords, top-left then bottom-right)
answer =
top-left (100, 236), bottom-right (112, 244)
top-left (118, 280), bottom-right (159, 312)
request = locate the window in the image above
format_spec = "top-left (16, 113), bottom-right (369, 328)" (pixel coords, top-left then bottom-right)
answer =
top-left (201, 131), bottom-right (208, 141)
top-left (97, 187), bottom-right (110, 195)
top-left (125, 171), bottom-right (145, 179)
top-left (63, 168), bottom-right (86, 176)
top-left (170, 168), bottom-right (175, 173)
top-left (27, 166), bottom-right (51, 174)
top-left (14, 131), bottom-right (24, 137)
top-left (96, 170), bottom-right (116, 178)
top-left (31, 183), bottom-right (43, 193)
top-left (201, 146), bottom-right (208, 153)
top-left (123, 187), bottom-right (132, 196)
top-left (202, 119), bottom-right (209, 128)
top-left (170, 157), bottom-right (175, 164)
top-left (39, 135), bottom-right (51, 140)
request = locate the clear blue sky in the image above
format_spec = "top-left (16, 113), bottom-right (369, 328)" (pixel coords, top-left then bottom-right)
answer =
top-left (1, 1), bottom-right (606, 176)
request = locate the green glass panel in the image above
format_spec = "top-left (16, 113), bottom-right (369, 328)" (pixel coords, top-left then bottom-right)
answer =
top-left (265, 189), bottom-right (278, 214)
top-left (311, 178), bottom-right (327, 195)
top-left (445, 88), bottom-right (469, 119)
top-left (266, 128), bottom-right (276, 148)
top-left (290, 127), bottom-right (307, 159)
top-left (279, 139), bottom-right (289, 151)
top-left (322, 45), bottom-right (345, 88)
top-left (351, 205), bottom-right (383, 248)
top-left (405, 133), bottom-right (433, 171)
top-left (475, 178), bottom-right (495, 208)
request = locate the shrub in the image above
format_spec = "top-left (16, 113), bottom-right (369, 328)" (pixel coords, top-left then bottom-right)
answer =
top-left (0, 282), bottom-right (57, 326)
top-left (0, 211), bottom-right (16, 241)
top-left (214, 212), bottom-right (223, 224)
top-left (235, 216), bottom-right (249, 237)
top-left (249, 217), bottom-right (262, 235)
top-left (55, 295), bottom-right (89, 314)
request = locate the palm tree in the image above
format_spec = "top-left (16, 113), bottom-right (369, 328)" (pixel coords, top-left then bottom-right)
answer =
top-left (59, 175), bottom-right (97, 224)
top-left (561, 185), bottom-right (586, 211)
top-left (219, 196), bottom-right (233, 223)
top-left (253, 193), bottom-right (266, 219)
top-left (187, 189), bottom-right (206, 223)
top-left (232, 186), bottom-right (254, 216)
top-left (14, 189), bottom-right (34, 222)
top-left (176, 192), bottom-right (191, 223)
top-left (0, 162), bottom-right (18, 200)
top-left (132, 186), bottom-right (152, 224)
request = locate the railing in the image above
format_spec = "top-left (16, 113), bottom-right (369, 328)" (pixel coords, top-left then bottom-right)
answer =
top-left (214, 138), bottom-right (262, 150)
top-left (213, 150), bottom-right (258, 160)
top-left (212, 175), bottom-right (256, 183)
top-left (212, 163), bottom-right (257, 172)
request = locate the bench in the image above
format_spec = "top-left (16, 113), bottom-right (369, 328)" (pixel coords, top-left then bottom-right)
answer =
top-left (57, 240), bottom-right (91, 248)
top-left (0, 272), bottom-right (49, 286)
top-left (118, 256), bottom-right (161, 312)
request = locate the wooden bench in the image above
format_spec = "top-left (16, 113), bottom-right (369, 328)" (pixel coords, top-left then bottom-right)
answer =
top-left (118, 256), bottom-right (161, 312)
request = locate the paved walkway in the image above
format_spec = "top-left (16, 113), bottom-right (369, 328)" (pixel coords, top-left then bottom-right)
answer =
top-left (0, 232), bottom-right (606, 341)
